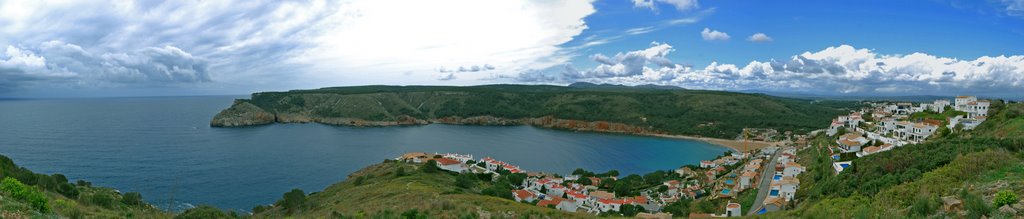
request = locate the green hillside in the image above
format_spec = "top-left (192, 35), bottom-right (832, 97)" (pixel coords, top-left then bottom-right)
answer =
top-left (251, 160), bottom-right (588, 218)
top-left (764, 102), bottom-right (1024, 218)
top-left (215, 85), bottom-right (860, 138)
top-left (0, 155), bottom-right (170, 218)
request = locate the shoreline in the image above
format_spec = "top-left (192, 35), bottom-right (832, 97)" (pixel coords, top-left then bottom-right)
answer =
top-left (647, 133), bottom-right (778, 152)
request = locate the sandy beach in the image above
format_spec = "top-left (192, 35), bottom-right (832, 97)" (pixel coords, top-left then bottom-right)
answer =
top-left (649, 134), bottom-right (779, 152)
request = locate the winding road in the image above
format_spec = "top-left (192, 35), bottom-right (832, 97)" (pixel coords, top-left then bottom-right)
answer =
top-left (747, 148), bottom-right (782, 215)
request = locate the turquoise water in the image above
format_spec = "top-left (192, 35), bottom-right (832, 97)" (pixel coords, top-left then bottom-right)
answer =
top-left (0, 96), bottom-right (729, 211)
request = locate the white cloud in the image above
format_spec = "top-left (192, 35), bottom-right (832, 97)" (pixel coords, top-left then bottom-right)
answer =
top-left (625, 26), bottom-right (657, 35)
top-left (512, 43), bottom-right (1024, 96)
top-left (0, 0), bottom-right (597, 94)
top-left (633, 0), bottom-right (699, 12)
top-left (299, 0), bottom-right (596, 85)
top-left (701, 28), bottom-right (730, 41)
top-left (747, 33), bottom-right (773, 42)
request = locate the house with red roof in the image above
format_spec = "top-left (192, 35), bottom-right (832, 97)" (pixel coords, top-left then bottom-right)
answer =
top-left (513, 189), bottom-right (537, 202)
top-left (434, 157), bottom-right (468, 173)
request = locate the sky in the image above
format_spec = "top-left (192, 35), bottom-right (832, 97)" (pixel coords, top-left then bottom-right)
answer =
top-left (1, 0), bottom-right (1023, 98)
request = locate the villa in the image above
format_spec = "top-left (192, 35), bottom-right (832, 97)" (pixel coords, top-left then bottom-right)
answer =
top-left (513, 189), bottom-right (537, 202)
top-left (537, 197), bottom-right (578, 212)
top-left (739, 171), bottom-right (758, 190)
top-left (771, 176), bottom-right (800, 201)
top-left (836, 132), bottom-right (868, 153)
top-left (434, 157), bottom-right (468, 173)
top-left (782, 162), bottom-right (805, 177)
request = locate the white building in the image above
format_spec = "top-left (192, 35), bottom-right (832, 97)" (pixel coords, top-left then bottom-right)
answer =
top-left (836, 133), bottom-right (868, 153)
top-left (782, 162), bottom-right (805, 177)
top-left (931, 100), bottom-right (950, 113)
top-left (955, 96), bottom-right (977, 111)
top-left (435, 158), bottom-right (468, 173)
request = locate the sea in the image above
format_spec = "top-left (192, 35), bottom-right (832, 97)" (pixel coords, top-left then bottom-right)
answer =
top-left (0, 95), bottom-right (729, 212)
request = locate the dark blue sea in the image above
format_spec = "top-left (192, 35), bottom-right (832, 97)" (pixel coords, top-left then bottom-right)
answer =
top-left (0, 96), bottom-right (729, 211)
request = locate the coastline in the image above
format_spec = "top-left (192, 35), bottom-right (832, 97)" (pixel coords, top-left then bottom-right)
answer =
top-left (648, 133), bottom-right (778, 152)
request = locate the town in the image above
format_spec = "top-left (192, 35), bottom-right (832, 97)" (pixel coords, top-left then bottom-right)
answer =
top-left (393, 95), bottom-right (991, 218)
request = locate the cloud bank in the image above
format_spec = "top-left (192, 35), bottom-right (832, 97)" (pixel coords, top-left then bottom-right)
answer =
top-left (0, 0), bottom-right (596, 95)
top-left (513, 43), bottom-right (1024, 96)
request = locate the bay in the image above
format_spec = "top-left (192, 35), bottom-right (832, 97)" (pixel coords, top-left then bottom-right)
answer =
top-left (0, 96), bottom-right (729, 211)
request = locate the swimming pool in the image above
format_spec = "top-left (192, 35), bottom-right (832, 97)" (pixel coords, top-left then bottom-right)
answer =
top-left (770, 189), bottom-right (779, 197)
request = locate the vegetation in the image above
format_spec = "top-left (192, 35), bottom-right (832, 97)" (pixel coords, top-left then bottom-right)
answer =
top-left (230, 85), bottom-right (860, 138)
top-left (0, 154), bottom-right (171, 218)
top-left (995, 190), bottom-right (1018, 207)
top-left (252, 160), bottom-right (586, 218)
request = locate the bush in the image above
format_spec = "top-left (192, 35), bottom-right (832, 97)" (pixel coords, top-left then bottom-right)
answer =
top-left (122, 192), bottom-right (144, 206)
top-left (421, 160), bottom-right (440, 173)
top-left (282, 188), bottom-right (306, 214)
top-left (455, 174), bottom-right (476, 189)
top-left (961, 189), bottom-right (991, 218)
top-left (174, 205), bottom-right (231, 219)
top-left (994, 190), bottom-right (1018, 207)
top-left (0, 177), bottom-right (50, 213)
top-left (910, 195), bottom-right (938, 217)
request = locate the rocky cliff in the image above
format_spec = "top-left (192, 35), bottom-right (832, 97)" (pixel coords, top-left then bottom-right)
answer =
top-left (210, 100), bottom-right (276, 127)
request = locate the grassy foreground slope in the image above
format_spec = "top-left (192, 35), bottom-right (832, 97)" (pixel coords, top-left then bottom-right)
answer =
top-left (216, 84), bottom-right (859, 138)
top-left (252, 160), bottom-right (587, 218)
top-left (767, 101), bottom-right (1024, 218)
top-left (0, 155), bottom-right (171, 219)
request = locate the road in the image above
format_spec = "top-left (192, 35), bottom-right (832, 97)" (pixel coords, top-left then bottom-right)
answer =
top-left (746, 148), bottom-right (782, 215)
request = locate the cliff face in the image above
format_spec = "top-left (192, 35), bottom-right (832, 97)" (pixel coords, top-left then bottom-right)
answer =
top-left (210, 100), bottom-right (276, 127)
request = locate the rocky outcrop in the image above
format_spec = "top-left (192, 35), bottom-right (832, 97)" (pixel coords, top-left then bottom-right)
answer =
top-left (210, 100), bottom-right (276, 127)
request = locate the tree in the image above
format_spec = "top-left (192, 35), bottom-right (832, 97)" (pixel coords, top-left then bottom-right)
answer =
top-left (421, 160), bottom-right (440, 173)
top-left (620, 204), bottom-right (645, 217)
top-left (658, 185), bottom-right (669, 193)
top-left (395, 167), bottom-right (407, 177)
top-left (455, 174), bottom-right (476, 189)
top-left (281, 188), bottom-right (306, 214)
top-left (577, 177), bottom-right (592, 186)
top-left (540, 185), bottom-right (548, 194)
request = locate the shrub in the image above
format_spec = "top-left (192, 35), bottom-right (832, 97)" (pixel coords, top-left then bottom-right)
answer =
top-left (122, 192), bottom-right (144, 206)
top-left (282, 188), bottom-right (306, 214)
top-left (994, 190), bottom-right (1018, 207)
top-left (0, 177), bottom-right (50, 213)
top-left (910, 195), bottom-right (938, 217)
top-left (961, 189), bottom-right (991, 218)
top-left (421, 160), bottom-right (440, 173)
top-left (174, 205), bottom-right (231, 219)
top-left (455, 174), bottom-right (476, 189)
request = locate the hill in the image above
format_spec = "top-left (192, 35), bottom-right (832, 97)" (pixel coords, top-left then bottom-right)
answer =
top-left (0, 154), bottom-right (171, 218)
top-left (763, 102), bottom-right (1024, 218)
top-left (250, 160), bottom-right (588, 218)
top-left (211, 84), bottom-right (861, 138)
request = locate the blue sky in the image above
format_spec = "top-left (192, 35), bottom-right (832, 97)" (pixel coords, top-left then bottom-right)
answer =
top-left (1, 0), bottom-right (1022, 98)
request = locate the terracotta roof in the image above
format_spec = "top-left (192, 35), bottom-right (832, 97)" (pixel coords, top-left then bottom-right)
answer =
top-left (742, 171), bottom-right (758, 177)
top-left (513, 190), bottom-right (535, 200)
top-left (537, 197), bottom-right (570, 207)
top-left (786, 162), bottom-right (803, 168)
top-left (863, 146), bottom-right (880, 154)
top-left (567, 190), bottom-right (587, 199)
top-left (727, 203), bottom-right (741, 209)
top-left (400, 152), bottom-right (429, 159)
top-left (434, 158), bottom-right (461, 165)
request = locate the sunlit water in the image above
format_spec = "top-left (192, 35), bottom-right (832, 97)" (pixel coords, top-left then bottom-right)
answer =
top-left (0, 96), bottom-right (729, 211)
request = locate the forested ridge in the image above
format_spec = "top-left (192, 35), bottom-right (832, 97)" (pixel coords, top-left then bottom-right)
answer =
top-left (221, 84), bottom-right (861, 138)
